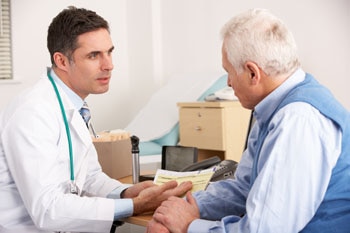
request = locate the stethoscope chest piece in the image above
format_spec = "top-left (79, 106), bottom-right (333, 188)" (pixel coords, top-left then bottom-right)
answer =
top-left (70, 181), bottom-right (79, 195)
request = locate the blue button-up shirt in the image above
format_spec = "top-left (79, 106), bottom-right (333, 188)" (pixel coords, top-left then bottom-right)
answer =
top-left (189, 69), bottom-right (342, 232)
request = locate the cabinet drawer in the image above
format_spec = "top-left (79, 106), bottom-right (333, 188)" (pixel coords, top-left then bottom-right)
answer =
top-left (179, 107), bottom-right (224, 150)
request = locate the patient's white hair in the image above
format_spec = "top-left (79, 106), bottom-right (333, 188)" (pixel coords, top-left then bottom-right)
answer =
top-left (221, 8), bottom-right (300, 77)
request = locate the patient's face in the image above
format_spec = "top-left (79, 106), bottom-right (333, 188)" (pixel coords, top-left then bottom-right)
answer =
top-left (222, 46), bottom-right (254, 109)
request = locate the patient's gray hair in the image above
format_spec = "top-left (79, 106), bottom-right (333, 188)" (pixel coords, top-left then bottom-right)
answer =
top-left (221, 8), bottom-right (300, 77)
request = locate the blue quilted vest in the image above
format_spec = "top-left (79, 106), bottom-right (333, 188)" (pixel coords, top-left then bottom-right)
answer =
top-left (251, 74), bottom-right (350, 232)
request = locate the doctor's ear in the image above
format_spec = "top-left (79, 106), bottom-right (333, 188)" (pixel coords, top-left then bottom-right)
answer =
top-left (53, 52), bottom-right (70, 71)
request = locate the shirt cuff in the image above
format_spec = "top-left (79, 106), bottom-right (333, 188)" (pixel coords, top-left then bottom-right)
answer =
top-left (188, 219), bottom-right (220, 233)
top-left (113, 198), bottom-right (134, 220)
top-left (107, 184), bottom-right (132, 199)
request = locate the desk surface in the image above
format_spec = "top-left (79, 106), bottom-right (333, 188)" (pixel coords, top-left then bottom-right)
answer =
top-left (121, 214), bottom-right (152, 227)
top-left (118, 174), bottom-right (154, 227)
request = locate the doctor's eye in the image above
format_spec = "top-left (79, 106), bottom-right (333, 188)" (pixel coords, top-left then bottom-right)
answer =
top-left (87, 52), bottom-right (99, 59)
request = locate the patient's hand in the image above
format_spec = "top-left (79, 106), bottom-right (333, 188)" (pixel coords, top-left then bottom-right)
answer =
top-left (147, 219), bottom-right (170, 233)
top-left (152, 192), bottom-right (200, 233)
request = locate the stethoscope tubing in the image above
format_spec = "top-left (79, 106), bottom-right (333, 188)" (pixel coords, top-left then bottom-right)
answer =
top-left (47, 70), bottom-right (75, 182)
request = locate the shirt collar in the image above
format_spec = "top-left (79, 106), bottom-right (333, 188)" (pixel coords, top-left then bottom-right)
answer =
top-left (254, 68), bottom-right (305, 124)
top-left (49, 68), bottom-right (85, 110)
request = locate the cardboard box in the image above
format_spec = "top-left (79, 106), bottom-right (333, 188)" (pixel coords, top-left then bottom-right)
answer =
top-left (93, 132), bottom-right (133, 180)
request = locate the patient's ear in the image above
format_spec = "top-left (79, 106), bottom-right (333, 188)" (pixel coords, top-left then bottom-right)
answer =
top-left (244, 61), bottom-right (260, 85)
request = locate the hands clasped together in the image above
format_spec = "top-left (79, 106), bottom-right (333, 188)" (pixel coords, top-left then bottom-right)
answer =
top-left (123, 180), bottom-right (193, 216)
top-left (146, 191), bottom-right (200, 233)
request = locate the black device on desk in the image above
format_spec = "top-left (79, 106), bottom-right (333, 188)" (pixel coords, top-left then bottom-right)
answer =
top-left (162, 145), bottom-right (199, 171)
top-left (139, 145), bottom-right (199, 181)
top-left (210, 159), bottom-right (237, 182)
top-left (180, 156), bottom-right (237, 182)
top-left (139, 145), bottom-right (238, 182)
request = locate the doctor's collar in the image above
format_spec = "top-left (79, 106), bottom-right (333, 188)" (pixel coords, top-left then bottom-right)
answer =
top-left (48, 67), bottom-right (85, 110)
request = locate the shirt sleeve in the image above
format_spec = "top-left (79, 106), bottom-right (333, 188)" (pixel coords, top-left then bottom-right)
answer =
top-left (113, 198), bottom-right (134, 220)
top-left (192, 149), bottom-right (253, 220)
top-left (107, 184), bottom-right (133, 199)
top-left (107, 185), bottom-right (134, 220)
top-left (188, 216), bottom-right (241, 233)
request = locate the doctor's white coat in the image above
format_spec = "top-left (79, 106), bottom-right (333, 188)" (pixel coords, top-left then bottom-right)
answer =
top-left (0, 73), bottom-right (124, 232)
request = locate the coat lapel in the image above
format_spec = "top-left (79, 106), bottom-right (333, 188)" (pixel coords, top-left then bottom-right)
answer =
top-left (67, 108), bottom-right (93, 147)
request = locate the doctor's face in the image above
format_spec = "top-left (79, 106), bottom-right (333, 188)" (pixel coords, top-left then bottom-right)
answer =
top-left (65, 28), bottom-right (114, 99)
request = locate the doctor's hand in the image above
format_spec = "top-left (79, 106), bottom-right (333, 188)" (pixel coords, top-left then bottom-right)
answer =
top-left (133, 180), bottom-right (192, 215)
top-left (121, 181), bottom-right (155, 198)
top-left (149, 191), bottom-right (200, 233)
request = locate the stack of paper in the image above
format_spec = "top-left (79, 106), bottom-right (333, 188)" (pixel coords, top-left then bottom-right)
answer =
top-left (153, 168), bottom-right (215, 193)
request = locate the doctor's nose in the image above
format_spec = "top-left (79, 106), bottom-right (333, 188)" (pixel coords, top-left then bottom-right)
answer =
top-left (101, 56), bottom-right (114, 72)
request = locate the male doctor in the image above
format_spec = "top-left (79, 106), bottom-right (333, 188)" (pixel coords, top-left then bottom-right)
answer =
top-left (0, 6), bottom-right (192, 233)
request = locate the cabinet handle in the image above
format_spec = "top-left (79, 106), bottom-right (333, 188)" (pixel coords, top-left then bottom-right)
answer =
top-left (197, 112), bottom-right (202, 117)
top-left (194, 126), bottom-right (202, 131)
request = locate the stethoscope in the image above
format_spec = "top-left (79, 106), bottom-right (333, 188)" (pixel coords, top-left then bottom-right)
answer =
top-left (47, 70), bottom-right (79, 195)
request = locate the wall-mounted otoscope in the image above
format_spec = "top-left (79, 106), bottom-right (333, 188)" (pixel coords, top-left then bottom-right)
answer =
top-left (130, 135), bottom-right (140, 184)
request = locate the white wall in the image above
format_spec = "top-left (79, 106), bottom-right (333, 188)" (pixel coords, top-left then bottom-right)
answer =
top-left (1, 0), bottom-right (349, 133)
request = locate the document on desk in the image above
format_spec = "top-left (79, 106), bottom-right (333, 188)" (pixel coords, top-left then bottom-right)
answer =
top-left (154, 168), bottom-right (215, 193)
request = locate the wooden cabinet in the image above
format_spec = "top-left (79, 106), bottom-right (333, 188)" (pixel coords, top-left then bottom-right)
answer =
top-left (177, 101), bottom-right (251, 162)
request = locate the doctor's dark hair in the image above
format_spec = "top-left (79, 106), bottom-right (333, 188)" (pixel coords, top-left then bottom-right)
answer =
top-left (47, 6), bottom-right (110, 66)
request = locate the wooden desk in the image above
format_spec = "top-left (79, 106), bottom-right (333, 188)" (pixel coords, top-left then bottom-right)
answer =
top-left (118, 174), bottom-right (154, 227)
top-left (121, 213), bottom-right (152, 227)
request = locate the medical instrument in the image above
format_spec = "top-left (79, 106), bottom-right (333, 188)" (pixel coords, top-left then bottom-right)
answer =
top-left (131, 135), bottom-right (140, 184)
top-left (47, 70), bottom-right (78, 195)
